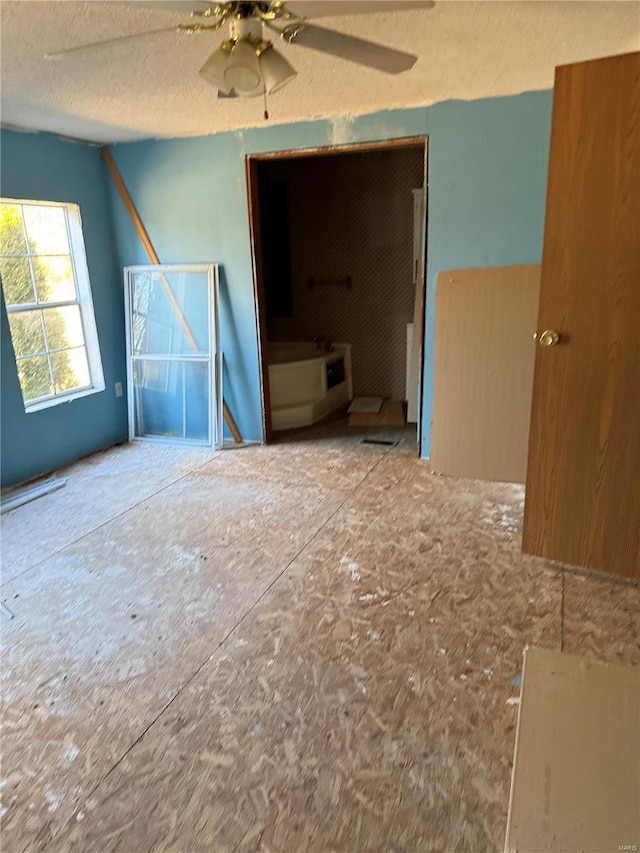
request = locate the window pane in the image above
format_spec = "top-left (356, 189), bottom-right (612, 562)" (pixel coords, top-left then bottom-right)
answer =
top-left (34, 255), bottom-right (76, 303)
top-left (0, 256), bottom-right (36, 305)
top-left (132, 358), bottom-right (209, 442)
top-left (51, 347), bottom-right (90, 393)
top-left (0, 203), bottom-right (28, 256)
top-left (1, 200), bottom-right (103, 410)
top-left (8, 310), bottom-right (46, 358)
top-left (22, 205), bottom-right (69, 255)
top-left (43, 305), bottom-right (85, 350)
top-left (131, 271), bottom-right (209, 356)
top-left (184, 361), bottom-right (210, 441)
top-left (16, 354), bottom-right (52, 401)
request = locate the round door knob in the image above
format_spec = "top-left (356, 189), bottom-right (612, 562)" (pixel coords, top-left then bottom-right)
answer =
top-left (538, 329), bottom-right (560, 347)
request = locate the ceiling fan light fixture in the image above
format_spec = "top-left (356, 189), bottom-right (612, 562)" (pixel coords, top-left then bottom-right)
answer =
top-left (259, 44), bottom-right (296, 94)
top-left (224, 38), bottom-right (263, 96)
top-left (199, 43), bottom-right (233, 94)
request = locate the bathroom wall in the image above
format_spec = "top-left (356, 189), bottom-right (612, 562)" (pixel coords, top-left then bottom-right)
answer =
top-left (264, 147), bottom-right (424, 401)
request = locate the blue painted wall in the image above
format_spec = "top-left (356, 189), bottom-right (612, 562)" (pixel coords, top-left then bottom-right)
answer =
top-left (0, 90), bottom-right (552, 485)
top-left (422, 93), bottom-right (552, 454)
top-left (0, 130), bottom-right (127, 487)
top-left (107, 90), bottom-right (552, 454)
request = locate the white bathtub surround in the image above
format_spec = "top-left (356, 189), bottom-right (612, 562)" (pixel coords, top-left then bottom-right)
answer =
top-left (268, 342), bottom-right (353, 431)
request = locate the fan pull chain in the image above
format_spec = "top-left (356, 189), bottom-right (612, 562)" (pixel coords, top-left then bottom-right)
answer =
top-left (263, 88), bottom-right (269, 121)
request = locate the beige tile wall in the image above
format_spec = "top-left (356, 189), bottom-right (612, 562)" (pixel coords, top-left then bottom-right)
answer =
top-left (266, 147), bottom-right (424, 400)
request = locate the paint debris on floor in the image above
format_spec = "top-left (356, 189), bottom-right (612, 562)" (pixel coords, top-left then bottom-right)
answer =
top-left (1, 421), bottom-right (638, 852)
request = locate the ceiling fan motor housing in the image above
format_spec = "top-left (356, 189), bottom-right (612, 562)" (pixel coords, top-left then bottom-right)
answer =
top-left (229, 17), bottom-right (263, 42)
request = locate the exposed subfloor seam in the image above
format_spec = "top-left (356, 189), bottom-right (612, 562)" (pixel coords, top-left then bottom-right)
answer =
top-left (40, 446), bottom-right (395, 849)
top-left (1, 448), bottom-right (240, 587)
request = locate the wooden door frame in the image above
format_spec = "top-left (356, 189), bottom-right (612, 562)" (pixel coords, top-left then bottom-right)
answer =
top-left (245, 136), bottom-right (429, 451)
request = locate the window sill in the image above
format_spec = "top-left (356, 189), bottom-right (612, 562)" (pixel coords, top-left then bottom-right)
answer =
top-left (24, 384), bottom-right (105, 414)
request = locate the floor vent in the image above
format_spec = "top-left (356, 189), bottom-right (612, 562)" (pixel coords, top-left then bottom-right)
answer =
top-left (360, 438), bottom-right (398, 447)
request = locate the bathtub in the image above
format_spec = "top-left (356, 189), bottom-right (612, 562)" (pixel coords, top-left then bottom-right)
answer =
top-left (267, 342), bottom-right (353, 431)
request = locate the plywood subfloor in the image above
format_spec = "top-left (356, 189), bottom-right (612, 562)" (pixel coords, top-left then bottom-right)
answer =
top-left (1, 422), bottom-right (638, 852)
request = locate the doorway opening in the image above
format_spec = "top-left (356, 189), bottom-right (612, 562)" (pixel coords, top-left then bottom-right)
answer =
top-left (246, 137), bottom-right (428, 454)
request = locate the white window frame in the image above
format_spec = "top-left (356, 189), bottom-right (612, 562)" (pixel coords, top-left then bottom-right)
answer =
top-left (0, 199), bottom-right (105, 413)
top-left (124, 264), bottom-right (222, 449)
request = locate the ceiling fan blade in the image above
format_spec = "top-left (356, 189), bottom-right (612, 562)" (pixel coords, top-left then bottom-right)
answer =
top-left (45, 26), bottom-right (181, 60)
top-left (284, 23), bottom-right (417, 74)
top-left (285, 1), bottom-right (433, 18)
top-left (124, 1), bottom-right (433, 16)
top-left (120, 2), bottom-right (224, 14)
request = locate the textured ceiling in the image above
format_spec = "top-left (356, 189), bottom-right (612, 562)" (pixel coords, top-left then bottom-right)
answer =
top-left (1, 1), bottom-right (639, 143)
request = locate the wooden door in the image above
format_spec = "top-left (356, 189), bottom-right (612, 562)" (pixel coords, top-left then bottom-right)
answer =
top-left (522, 52), bottom-right (640, 578)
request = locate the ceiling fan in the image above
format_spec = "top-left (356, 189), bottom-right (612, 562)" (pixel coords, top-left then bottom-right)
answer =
top-left (45, 1), bottom-right (434, 99)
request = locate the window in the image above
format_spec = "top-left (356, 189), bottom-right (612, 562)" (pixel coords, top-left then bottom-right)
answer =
top-left (0, 200), bottom-right (104, 412)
